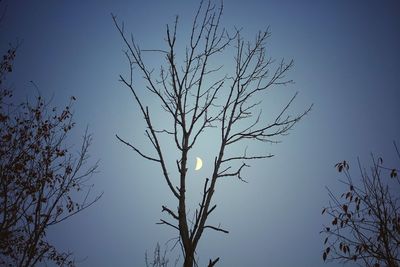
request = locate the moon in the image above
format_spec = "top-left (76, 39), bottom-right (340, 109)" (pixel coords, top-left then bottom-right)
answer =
top-left (194, 157), bottom-right (203, 171)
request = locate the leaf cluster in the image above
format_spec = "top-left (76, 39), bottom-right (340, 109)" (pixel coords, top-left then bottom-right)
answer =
top-left (0, 47), bottom-right (101, 267)
top-left (321, 153), bottom-right (400, 267)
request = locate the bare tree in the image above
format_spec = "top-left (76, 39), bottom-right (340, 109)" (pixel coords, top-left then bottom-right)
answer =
top-left (0, 46), bottom-right (102, 267)
top-left (113, 1), bottom-right (311, 266)
top-left (321, 145), bottom-right (400, 267)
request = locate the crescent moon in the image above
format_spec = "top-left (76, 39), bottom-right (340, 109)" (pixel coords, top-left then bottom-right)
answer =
top-left (194, 157), bottom-right (203, 171)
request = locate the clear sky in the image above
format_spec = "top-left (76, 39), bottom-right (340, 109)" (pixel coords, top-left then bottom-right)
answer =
top-left (1, 1), bottom-right (399, 266)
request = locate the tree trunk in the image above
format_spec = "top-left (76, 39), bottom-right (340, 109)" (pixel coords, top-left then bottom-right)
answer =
top-left (183, 247), bottom-right (195, 267)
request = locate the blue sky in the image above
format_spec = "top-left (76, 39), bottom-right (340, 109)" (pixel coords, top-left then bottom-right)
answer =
top-left (1, 1), bottom-right (399, 266)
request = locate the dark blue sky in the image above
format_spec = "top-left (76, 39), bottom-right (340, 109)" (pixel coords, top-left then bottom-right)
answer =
top-left (2, 1), bottom-right (399, 266)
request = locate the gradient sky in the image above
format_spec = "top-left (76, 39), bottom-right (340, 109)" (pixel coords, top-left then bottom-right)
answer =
top-left (1, 1), bottom-right (400, 266)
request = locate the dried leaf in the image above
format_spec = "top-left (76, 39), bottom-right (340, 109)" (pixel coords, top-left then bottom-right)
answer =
top-left (326, 247), bottom-right (330, 254)
top-left (342, 204), bottom-right (348, 213)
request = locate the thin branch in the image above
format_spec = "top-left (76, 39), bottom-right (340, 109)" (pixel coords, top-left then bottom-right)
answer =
top-left (116, 134), bottom-right (160, 162)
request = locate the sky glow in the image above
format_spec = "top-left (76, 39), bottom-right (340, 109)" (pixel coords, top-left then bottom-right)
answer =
top-left (1, 1), bottom-right (399, 266)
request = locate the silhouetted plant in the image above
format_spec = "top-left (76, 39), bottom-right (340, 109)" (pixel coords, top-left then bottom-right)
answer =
top-left (113, 1), bottom-right (311, 266)
top-left (145, 243), bottom-right (170, 267)
top-left (0, 47), bottom-right (102, 267)
top-left (321, 144), bottom-right (400, 267)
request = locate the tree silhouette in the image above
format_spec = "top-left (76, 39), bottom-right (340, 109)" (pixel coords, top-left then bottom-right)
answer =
top-left (0, 46), bottom-right (102, 267)
top-left (113, 1), bottom-right (311, 266)
top-left (321, 145), bottom-right (400, 267)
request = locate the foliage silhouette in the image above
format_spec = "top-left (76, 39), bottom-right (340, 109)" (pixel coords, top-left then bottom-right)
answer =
top-left (0, 46), bottom-right (102, 267)
top-left (321, 144), bottom-right (400, 267)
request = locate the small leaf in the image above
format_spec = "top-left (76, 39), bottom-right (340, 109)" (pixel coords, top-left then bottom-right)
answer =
top-left (324, 237), bottom-right (328, 244)
top-left (322, 208), bottom-right (326, 215)
top-left (342, 204), bottom-right (348, 213)
top-left (323, 252), bottom-right (327, 261)
top-left (338, 165), bottom-right (343, 172)
top-left (390, 169), bottom-right (397, 178)
top-left (343, 160), bottom-right (349, 170)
